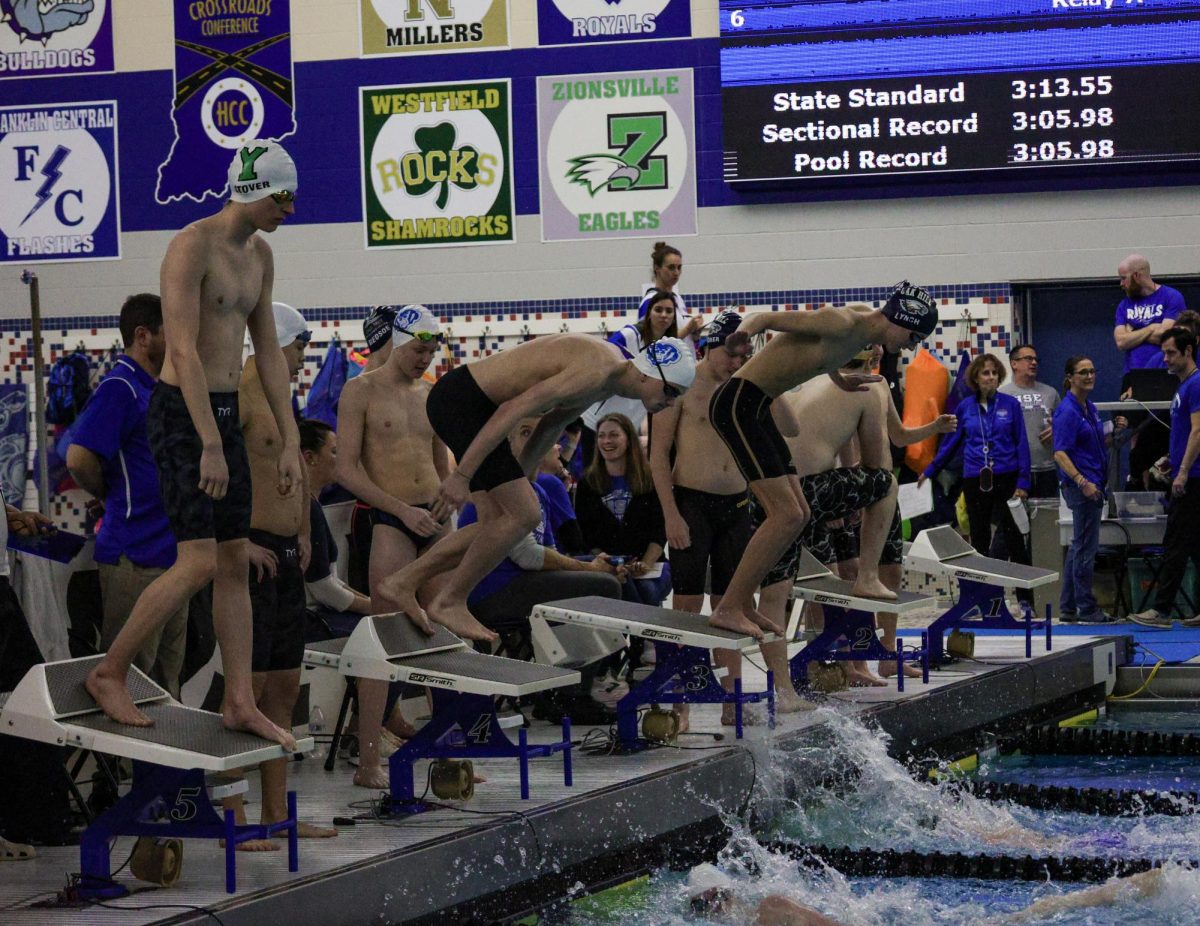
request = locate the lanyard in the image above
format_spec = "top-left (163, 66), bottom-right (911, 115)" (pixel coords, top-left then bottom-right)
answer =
top-left (977, 396), bottom-right (998, 467)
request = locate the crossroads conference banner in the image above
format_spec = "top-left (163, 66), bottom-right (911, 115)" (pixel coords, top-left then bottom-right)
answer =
top-left (0, 0), bottom-right (113, 80)
top-left (536, 0), bottom-right (690, 47)
top-left (537, 68), bottom-right (696, 242)
top-left (155, 0), bottom-right (297, 204)
top-left (360, 80), bottom-right (514, 250)
top-left (360, 0), bottom-right (508, 56)
top-left (0, 101), bottom-right (121, 263)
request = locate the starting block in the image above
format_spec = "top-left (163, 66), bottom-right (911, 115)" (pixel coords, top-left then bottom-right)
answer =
top-left (0, 655), bottom-right (312, 896)
top-left (790, 550), bottom-right (935, 691)
top-left (324, 613), bottom-right (579, 811)
top-left (531, 596), bottom-right (775, 751)
top-left (907, 526), bottom-right (1057, 665)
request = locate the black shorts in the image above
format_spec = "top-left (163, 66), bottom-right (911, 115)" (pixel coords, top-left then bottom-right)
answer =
top-left (371, 505), bottom-right (437, 552)
top-left (426, 365), bottom-right (525, 493)
top-left (146, 382), bottom-right (252, 543)
top-left (248, 530), bottom-right (305, 673)
top-left (709, 378), bottom-right (796, 483)
top-left (829, 509), bottom-right (903, 568)
top-left (670, 486), bottom-right (752, 597)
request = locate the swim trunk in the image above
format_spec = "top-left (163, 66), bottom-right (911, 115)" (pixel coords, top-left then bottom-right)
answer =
top-left (146, 382), bottom-right (252, 543)
top-left (830, 508), bottom-right (903, 568)
top-left (670, 486), bottom-right (752, 597)
top-left (709, 377), bottom-right (796, 483)
top-left (426, 365), bottom-right (525, 493)
top-left (370, 505), bottom-right (438, 552)
top-left (248, 530), bottom-right (305, 673)
top-left (751, 466), bottom-right (895, 587)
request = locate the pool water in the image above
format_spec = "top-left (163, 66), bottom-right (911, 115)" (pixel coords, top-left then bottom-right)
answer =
top-left (558, 707), bottom-right (1200, 925)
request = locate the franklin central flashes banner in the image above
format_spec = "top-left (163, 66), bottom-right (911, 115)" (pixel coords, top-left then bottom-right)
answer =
top-left (360, 80), bottom-right (514, 249)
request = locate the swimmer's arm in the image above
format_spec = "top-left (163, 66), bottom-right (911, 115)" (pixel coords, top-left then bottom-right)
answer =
top-left (245, 246), bottom-right (300, 455)
top-left (518, 405), bottom-right (589, 478)
top-left (160, 229), bottom-right (220, 447)
top-left (885, 390), bottom-right (953, 447)
top-left (755, 895), bottom-right (843, 926)
top-left (1004, 869), bottom-right (1163, 922)
top-left (738, 305), bottom-right (862, 339)
top-left (648, 401), bottom-right (684, 524)
top-left (333, 380), bottom-right (406, 518)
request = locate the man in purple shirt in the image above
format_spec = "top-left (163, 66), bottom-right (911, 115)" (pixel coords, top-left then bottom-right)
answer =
top-left (67, 294), bottom-right (185, 696)
top-left (1113, 254), bottom-right (1186, 373)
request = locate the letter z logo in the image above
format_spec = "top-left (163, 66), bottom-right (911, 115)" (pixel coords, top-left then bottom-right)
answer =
top-left (566, 112), bottom-right (668, 196)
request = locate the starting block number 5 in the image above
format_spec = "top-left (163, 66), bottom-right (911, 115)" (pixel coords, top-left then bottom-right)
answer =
top-left (170, 786), bottom-right (203, 822)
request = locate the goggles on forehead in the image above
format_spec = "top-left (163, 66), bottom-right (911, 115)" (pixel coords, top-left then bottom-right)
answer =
top-left (269, 190), bottom-right (296, 204)
top-left (397, 327), bottom-right (442, 343)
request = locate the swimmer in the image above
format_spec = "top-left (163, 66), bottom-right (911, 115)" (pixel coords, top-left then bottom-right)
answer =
top-left (223, 305), bottom-right (336, 847)
top-left (1000, 868), bottom-right (1166, 922)
top-left (377, 334), bottom-right (695, 637)
top-left (86, 140), bottom-right (302, 750)
top-left (689, 886), bottom-right (843, 926)
top-left (335, 305), bottom-right (451, 788)
top-left (708, 282), bottom-right (938, 640)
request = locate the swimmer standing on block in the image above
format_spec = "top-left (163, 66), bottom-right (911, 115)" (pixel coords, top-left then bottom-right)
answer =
top-left (706, 281), bottom-right (939, 639)
top-left (379, 334), bottom-right (695, 639)
top-left (86, 141), bottom-right (302, 749)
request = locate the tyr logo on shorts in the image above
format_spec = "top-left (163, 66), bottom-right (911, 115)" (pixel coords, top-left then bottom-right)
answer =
top-left (216, 406), bottom-right (232, 418)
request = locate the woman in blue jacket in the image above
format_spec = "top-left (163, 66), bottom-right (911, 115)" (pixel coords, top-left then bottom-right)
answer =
top-left (920, 353), bottom-right (1031, 566)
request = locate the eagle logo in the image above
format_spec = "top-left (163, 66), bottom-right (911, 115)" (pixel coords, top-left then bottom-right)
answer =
top-left (565, 154), bottom-right (641, 196)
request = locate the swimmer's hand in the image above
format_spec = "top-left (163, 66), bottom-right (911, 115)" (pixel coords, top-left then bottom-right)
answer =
top-left (665, 511), bottom-right (691, 550)
top-left (248, 543), bottom-right (278, 582)
top-left (829, 369), bottom-right (883, 393)
top-left (7, 509), bottom-right (56, 538)
top-left (433, 470), bottom-right (471, 521)
top-left (200, 442), bottom-right (230, 500)
top-left (935, 414), bottom-right (957, 434)
top-left (277, 447), bottom-right (302, 499)
top-left (399, 503), bottom-right (440, 538)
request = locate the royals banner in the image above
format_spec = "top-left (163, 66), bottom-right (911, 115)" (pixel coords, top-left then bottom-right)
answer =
top-left (0, 101), bottom-right (121, 263)
top-left (536, 0), bottom-right (690, 47)
top-left (537, 68), bottom-right (696, 241)
top-left (0, 0), bottom-right (113, 79)
top-left (156, 0), bottom-right (296, 204)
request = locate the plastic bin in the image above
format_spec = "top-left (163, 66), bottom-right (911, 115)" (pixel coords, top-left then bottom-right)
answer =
top-left (1114, 492), bottom-right (1165, 519)
top-left (1127, 557), bottom-right (1198, 618)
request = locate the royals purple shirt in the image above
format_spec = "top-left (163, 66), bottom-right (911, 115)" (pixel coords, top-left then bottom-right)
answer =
top-left (1116, 284), bottom-right (1185, 372)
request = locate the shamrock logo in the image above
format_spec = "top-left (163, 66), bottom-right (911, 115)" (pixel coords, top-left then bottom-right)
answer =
top-left (407, 122), bottom-right (479, 211)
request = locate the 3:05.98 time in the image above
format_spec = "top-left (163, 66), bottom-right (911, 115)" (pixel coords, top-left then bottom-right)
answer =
top-left (1010, 139), bottom-right (1115, 162)
top-left (1012, 108), bottom-right (1113, 131)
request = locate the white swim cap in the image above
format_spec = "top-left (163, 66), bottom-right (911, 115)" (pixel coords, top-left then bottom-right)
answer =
top-left (272, 301), bottom-right (310, 347)
top-left (631, 337), bottom-right (696, 392)
top-left (227, 140), bottom-right (298, 204)
top-left (391, 304), bottom-right (441, 345)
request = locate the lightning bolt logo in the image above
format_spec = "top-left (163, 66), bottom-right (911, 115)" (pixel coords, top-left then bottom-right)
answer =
top-left (21, 145), bottom-right (70, 226)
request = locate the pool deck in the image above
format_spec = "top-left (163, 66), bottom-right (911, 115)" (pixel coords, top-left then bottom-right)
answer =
top-left (1, 633), bottom-right (1129, 926)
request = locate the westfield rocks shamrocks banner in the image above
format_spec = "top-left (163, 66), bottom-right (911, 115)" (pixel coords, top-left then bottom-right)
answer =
top-left (156, 0), bottom-right (296, 204)
top-left (360, 80), bottom-right (514, 249)
top-left (537, 68), bottom-right (696, 241)
top-left (360, 0), bottom-right (508, 56)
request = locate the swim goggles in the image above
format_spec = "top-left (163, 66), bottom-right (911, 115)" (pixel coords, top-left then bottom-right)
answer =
top-left (269, 190), bottom-right (296, 204)
top-left (648, 348), bottom-right (682, 399)
top-left (396, 327), bottom-right (442, 343)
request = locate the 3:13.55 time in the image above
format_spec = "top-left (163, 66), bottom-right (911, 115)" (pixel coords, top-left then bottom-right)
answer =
top-left (1011, 75), bottom-right (1113, 99)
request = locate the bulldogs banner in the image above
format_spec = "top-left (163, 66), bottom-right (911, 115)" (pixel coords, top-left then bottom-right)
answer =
top-left (360, 80), bottom-right (514, 249)
top-left (0, 0), bottom-right (113, 79)
top-left (360, 0), bottom-right (508, 57)
top-left (0, 101), bottom-right (121, 263)
top-left (536, 0), bottom-right (689, 47)
top-left (537, 68), bottom-right (696, 241)
top-left (155, 0), bottom-right (296, 204)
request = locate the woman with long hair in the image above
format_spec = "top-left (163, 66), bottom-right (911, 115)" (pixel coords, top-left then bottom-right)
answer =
top-left (642, 241), bottom-right (703, 343)
top-left (576, 413), bottom-right (671, 605)
top-left (1053, 356), bottom-right (1117, 622)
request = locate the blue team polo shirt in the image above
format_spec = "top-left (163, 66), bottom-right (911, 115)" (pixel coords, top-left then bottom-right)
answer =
top-left (71, 356), bottom-right (177, 568)
top-left (1053, 392), bottom-right (1107, 489)
top-left (1116, 284), bottom-right (1185, 372)
top-left (1169, 369), bottom-right (1200, 481)
top-left (460, 481), bottom-right (555, 607)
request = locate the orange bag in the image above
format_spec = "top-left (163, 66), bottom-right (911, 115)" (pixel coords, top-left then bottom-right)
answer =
top-left (903, 347), bottom-right (950, 475)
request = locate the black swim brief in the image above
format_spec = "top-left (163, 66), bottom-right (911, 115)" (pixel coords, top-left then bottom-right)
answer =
top-left (426, 365), bottom-right (525, 493)
top-left (248, 530), bottom-right (305, 673)
top-left (670, 486), bottom-right (752, 597)
top-left (370, 505), bottom-right (438, 552)
top-left (709, 377), bottom-right (796, 483)
top-left (146, 382), bottom-right (252, 543)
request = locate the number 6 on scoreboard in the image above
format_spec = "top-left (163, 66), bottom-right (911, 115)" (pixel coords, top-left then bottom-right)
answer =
top-left (731, 9), bottom-right (744, 27)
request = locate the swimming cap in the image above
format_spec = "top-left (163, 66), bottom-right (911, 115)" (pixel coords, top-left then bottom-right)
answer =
top-left (363, 305), bottom-right (397, 353)
top-left (881, 280), bottom-right (937, 339)
top-left (272, 302), bottom-right (310, 348)
top-left (391, 304), bottom-right (440, 345)
top-left (699, 309), bottom-right (746, 351)
top-left (631, 337), bottom-right (696, 391)
top-left (227, 140), bottom-right (297, 204)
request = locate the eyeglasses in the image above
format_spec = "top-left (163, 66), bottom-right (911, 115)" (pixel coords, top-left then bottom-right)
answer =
top-left (648, 350), bottom-right (682, 399)
top-left (397, 328), bottom-right (442, 343)
top-left (1014, 355), bottom-right (1038, 363)
top-left (269, 190), bottom-right (296, 204)
top-left (1073, 368), bottom-right (1097, 376)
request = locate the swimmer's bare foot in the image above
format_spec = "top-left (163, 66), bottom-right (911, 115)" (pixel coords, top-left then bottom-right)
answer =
top-left (294, 822), bottom-right (337, 839)
top-left (378, 575), bottom-right (434, 634)
top-left (775, 688), bottom-right (818, 713)
top-left (721, 705), bottom-right (765, 726)
top-left (221, 800), bottom-right (282, 851)
top-left (473, 772), bottom-right (487, 785)
top-left (851, 576), bottom-right (898, 600)
top-left (86, 664), bottom-right (152, 727)
top-left (747, 606), bottom-right (784, 637)
top-left (428, 598), bottom-right (498, 643)
top-left (708, 607), bottom-right (764, 640)
top-left (353, 764), bottom-right (390, 790)
top-left (386, 710), bottom-right (418, 740)
top-left (844, 665), bottom-right (887, 687)
top-left (224, 703), bottom-right (297, 752)
top-left (878, 661), bottom-right (923, 679)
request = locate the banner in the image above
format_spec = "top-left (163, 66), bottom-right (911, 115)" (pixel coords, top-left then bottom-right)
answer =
top-left (0, 101), bottom-right (121, 263)
top-left (360, 80), bottom-right (514, 250)
top-left (537, 0), bottom-right (689, 47)
top-left (360, 0), bottom-right (508, 57)
top-left (0, 0), bottom-right (113, 80)
top-left (156, 0), bottom-right (296, 204)
top-left (537, 68), bottom-right (696, 242)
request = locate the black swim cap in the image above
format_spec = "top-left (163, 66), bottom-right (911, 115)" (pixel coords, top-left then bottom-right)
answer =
top-left (364, 305), bottom-right (397, 352)
top-left (699, 309), bottom-right (743, 350)
top-left (881, 281), bottom-right (937, 339)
